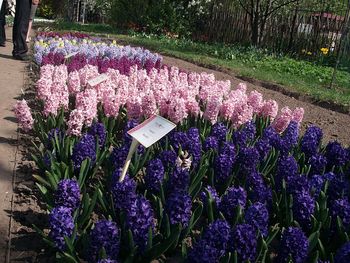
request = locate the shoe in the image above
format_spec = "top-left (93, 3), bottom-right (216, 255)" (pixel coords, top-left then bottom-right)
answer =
top-left (0, 42), bottom-right (5, 47)
top-left (13, 55), bottom-right (30, 61)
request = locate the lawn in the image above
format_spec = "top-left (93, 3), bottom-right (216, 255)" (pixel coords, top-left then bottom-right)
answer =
top-left (54, 22), bottom-right (350, 108)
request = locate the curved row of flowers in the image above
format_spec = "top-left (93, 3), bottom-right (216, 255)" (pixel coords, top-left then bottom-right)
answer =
top-left (34, 32), bottom-right (162, 69)
top-left (14, 33), bottom-right (350, 263)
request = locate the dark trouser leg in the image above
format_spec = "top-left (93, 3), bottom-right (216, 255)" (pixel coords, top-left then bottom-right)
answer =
top-left (12, 0), bottom-right (31, 57)
top-left (0, 1), bottom-right (6, 45)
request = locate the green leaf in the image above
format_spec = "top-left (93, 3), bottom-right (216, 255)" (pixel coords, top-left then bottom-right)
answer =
top-left (143, 224), bottom-right (181, 261)
top-left (63, 236), bottom-right (75, 255)
top-left (308, 231), bottom-right (320, 252)
top-left (33, 174), bottom-right (51, 188)
top-left (266, 225), bottom-right (280, 246)
top-left (147, 227), bottom-right (153, 251)
top-left (318, 239), bottom-right (326, 259)
top-left (80, 189), bottom-right (98, 227)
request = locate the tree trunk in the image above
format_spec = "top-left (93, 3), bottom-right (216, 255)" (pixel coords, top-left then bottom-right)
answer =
top-left (251, 13), bottom-right (260, 46)
top-left (288, 0), bottom-right (300, 51)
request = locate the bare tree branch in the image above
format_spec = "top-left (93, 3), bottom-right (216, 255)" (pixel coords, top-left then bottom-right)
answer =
top-left (237, 0), bottom-right (253, 15)
top-left (266, 0), bottom-right (299, 17)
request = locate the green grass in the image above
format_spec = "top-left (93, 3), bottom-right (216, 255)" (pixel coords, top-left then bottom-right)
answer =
top-left (55, 22), bottom-right (350, 108)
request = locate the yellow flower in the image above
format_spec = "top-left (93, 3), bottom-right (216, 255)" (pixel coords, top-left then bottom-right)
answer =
top-left (307, 51), bottom-right (312, 55)
top-left (320, 47), bottom-right (329, 55)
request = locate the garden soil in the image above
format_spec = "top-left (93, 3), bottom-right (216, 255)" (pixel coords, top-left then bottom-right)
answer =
top-left (0, 26), bottom-right (350, 262)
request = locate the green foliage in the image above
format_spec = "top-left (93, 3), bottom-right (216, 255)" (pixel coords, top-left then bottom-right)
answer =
top-left (109, 0), bottom-right (211, 36)
top-left (37, 0), bottom-right (56, 19)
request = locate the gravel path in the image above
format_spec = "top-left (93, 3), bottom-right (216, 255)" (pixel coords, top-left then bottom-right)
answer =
top-left (162, 56), bottom-right (350, 146)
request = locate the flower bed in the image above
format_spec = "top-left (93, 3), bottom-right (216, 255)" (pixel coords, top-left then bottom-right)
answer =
top-left (34, 33), bottom-right (162, 70)
top-left (14, 32), bottom-right (350, 263)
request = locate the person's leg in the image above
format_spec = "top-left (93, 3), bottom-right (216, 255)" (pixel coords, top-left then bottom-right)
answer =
top-left (26, 4), bottom-right (37, 42)
top-left (26, 20), bottom-right (32, 42)
top-left (12, 0), bottom-right (31, 58)
top-left (0, 0), bottom-right (6, 46)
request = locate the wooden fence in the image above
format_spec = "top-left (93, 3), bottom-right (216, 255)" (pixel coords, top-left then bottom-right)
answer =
top-left (204, 0), bottom-right (349, 58)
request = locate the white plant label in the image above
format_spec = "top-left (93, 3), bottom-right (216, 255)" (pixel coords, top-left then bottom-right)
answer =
top-left (128, 115), bottom-right (176, 148)
top-left (64, 51), bottom-right (79, 59)
top-left (87, 74), bottom-right (109, 87)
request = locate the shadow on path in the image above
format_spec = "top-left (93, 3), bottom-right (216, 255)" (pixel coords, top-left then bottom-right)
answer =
top-left (3, 116), bottom-right (18, 124)
top-left (0, 136), bottom-right (18, 145)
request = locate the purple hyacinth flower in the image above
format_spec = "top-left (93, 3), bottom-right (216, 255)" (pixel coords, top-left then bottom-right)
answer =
top-left (292, 192), bottom-right (315, 230)
top-left (169, 131), bottom-right (190, 152)
top-left (331, 198), bottom-right (350, 230)
top-left (283, 121), bottom-right (299, 146)
top-left (301, 126), bottom-right (323, 157)
top-left (72, 134), bottom-right (96, 171)
top-left (275, 156), bottom-right (298, 190)
top-left (89, 220), bottom-right (120, 262)
top-left (228, 224), bottom-right (258, 262)
top-left (203, 136), bottom-right (219, 151)
top-left (210, 122), bottom-right (228, 142)
top-left (54, 179), bottom-right (80, 211)
top-left (200, 185), bottom-right (220, 207)
top-left (246, 171), bottom-right (272, 204)
top-left (165, 191), bottom-right (192, 227)
top-left (277, 227), bottom-right (309, 263)
top-left (167, 167), bottom-right (190, 192)
top-left (145, 158), bottom-right (165, 192)
top-left (220, 186), bottom-right (247, 222)
top-left (325, 141), bottom-right (347, 168)
top-left (327, 174), bottom-right (350, 201)
top-left (111, 169), bottom-right (137, 210)
top-left (309, 174), bottom-right (325, 197)
top-left (335, 241), bottom-right (350, 263)
top-left (308, 154), bottom-right (327, 175)
top-left (110, 145), bottom-right (129, 168)
top-left (214, 153), bottom-right (234, 185)
top-left (237, 146), bottom-right (260, 174)
top-left (187, 131), bottom-right (201, 168)
top-left (188, 220), bottom-right (230, 262)
top-left (245, 202), bottom-right (269, 237)
top-left (286, 175), bottom-right (309, 195)
top-left (126, 195), bottom-right (154, 251)
top-left (88, 122), bottom-right (107, 147)
top-left (49, 206), bottom-right (74, 251)
top-left (232, 121), bottom-right (256, 147)
top-left (97, 259), bottom-right (118, 263)
top-left (187, 239), bottom-right (223, 263)
top-left (159, 150), bottom-right (177, 168)
top-left (255, 138), bottom-right (271, 160)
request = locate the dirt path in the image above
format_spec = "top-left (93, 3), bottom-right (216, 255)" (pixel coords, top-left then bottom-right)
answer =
top-left (0, 27), bottom-right (27, 262)
top-left (162, 56), bottom-right (350, 146)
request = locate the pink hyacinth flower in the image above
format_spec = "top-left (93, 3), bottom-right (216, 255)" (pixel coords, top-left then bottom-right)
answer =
top-left (292, 107), bottom-right (304, 124)
top-left (68, 70), bottom-right (81, 94)
top-left (272, 106), bottom-right (293, 133)
top-left (259, 99), bottom-right (279, 121)
top-left (248, 90), bottom-right (263, 113)
top-left (13, 99), bottom-right (34, 132)
top-left (67, 109), bottom-right (85, 136)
